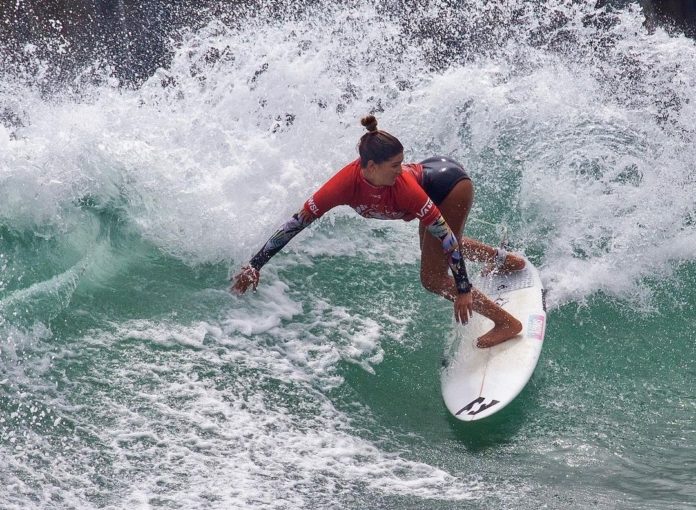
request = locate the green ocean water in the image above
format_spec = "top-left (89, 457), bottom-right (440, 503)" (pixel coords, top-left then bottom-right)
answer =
top-left (2, 221), bottom-right (694, 508)
top-left (2, 1), bottom-right (696, 508)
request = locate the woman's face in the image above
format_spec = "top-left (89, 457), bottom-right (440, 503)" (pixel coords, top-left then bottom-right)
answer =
top-left (366, 152), bottom-right (404, 186)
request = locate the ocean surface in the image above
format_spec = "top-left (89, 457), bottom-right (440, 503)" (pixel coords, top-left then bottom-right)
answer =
top-left (1, 1), bottom-right (695, 508)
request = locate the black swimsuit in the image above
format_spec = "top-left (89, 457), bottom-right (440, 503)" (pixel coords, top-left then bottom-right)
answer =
top-left (419, 156), bottom-right (470, 205)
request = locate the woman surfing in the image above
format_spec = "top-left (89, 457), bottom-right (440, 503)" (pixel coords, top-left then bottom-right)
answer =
top-left (231, 115), bottom-right (524, 347)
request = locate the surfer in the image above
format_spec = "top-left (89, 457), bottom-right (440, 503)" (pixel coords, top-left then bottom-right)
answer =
top-left (231, 115), bottom-right (525, 347)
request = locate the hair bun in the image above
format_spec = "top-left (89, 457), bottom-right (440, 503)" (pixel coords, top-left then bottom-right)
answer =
top-left (360, 115), bottom-right (378, 132)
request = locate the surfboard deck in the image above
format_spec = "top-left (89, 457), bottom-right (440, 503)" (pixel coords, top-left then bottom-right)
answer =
top-left (441, 257), bottom-right (546, 421)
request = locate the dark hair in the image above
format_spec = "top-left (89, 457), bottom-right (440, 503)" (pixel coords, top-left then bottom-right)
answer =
top-left (358, 115), bottom-right (404, 167)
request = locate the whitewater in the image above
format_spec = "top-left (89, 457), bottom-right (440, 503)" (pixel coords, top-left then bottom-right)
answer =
top-left (1, 1), bottom-right (695, 508)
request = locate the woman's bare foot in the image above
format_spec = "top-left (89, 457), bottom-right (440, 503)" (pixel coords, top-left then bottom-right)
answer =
top-left (476, 317), bottom-right (523, 348)
top-left (500, 253), bottom-right (525, 272)
top-left (483, 251), bottom-right (526, 275)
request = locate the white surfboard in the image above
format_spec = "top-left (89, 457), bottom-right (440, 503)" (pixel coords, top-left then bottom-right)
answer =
top-left (441, 257), bottom-right (546, 421)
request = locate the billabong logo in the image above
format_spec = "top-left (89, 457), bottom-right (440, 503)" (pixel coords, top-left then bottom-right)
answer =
top-left (527, 314), bottom-right (545, 341)
top-left (455, 397), bottom-right (500, 416)
top-left (417, 198), bottom-right (434, 219)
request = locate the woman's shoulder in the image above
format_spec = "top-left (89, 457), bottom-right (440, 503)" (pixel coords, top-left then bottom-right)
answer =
top-left (336, 158), bottom-right (361, 175)
top-left (322, 158), bottom-right (359, 183)
top-left (399, 164), bottom-right (424, 188)
top-left (314, 159), bottom-right (361, 198)
top-left (402, 162), bottom-right (424, 183)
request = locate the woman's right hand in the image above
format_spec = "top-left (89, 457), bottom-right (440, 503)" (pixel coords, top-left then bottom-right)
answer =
top-left (454, 291), bottom-right (474, 324)
top-left (230, 265), bottom-right (260, 295)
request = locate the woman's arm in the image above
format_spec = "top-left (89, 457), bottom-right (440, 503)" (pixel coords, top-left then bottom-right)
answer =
top-left (424, 214), bottom-right (473, 323)
top-left (425, 215), bottom-right (472, 294)
top-left (231, 162), bottom-right (356, 294)
top-left (248, 209), bottom-right (316, 270)
top-left (230, 209), bottom-right (315, 294)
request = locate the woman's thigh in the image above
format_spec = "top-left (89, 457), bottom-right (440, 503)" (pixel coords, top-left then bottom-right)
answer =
top-left (420, 179), bottom-right (474, 280)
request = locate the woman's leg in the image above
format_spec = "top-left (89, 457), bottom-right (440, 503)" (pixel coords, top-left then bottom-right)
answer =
top-left (419, 179), bottom-right (523, 347)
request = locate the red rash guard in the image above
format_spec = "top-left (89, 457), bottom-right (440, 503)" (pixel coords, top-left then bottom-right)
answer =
top-left (302, 159), bottom-right (439, 224)
top-left (247, 158), bottom-right (472, 295)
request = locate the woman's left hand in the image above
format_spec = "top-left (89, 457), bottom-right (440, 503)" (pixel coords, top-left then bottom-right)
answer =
top-left (230, 265), bottom-right (260, 295)
top-left (454, 292), bottom-right (474, 324)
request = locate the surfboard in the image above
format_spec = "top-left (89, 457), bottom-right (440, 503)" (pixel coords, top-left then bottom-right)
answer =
top-left (441, 257), bottom-right (546, 421)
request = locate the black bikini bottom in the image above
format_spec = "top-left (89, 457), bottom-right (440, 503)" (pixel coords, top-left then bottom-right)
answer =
top-left (419, 156), bottom-right (470, 205)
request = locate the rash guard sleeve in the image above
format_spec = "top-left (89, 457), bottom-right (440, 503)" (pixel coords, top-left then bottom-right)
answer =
top-left (249, 163), bottom-right (355, 270)
top-left (248, 209), bottom-right (315, 271)
top-left (302, 163), bottom-right (354, 219)
top-left (394, 172), bottom-right (441, 224)
top-left (424, 214), bottom-right (472, 294)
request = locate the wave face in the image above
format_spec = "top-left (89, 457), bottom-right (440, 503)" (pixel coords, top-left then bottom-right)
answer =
top-left (1, 1), bottom-right (695, 508)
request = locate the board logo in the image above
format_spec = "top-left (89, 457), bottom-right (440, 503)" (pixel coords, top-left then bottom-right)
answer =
top-left (455, 397), bottom-right (500, 416)
top-left (527, 314), bottom-right (545, 341)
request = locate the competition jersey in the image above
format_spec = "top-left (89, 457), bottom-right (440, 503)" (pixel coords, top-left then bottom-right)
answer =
top-left (302, 159), bottom-right (439, 224)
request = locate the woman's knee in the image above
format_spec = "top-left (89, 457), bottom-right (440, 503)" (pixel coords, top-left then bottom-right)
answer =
top-left (420, 269), bottom-right (444, 294)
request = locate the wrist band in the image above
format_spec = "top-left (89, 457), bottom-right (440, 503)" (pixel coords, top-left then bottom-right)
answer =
top-left (457, 280), bottom-right (472, 294)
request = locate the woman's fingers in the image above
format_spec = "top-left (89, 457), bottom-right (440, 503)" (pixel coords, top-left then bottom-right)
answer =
top-left (230, 266), bottom-right (260, 295)
top-left (454, 293), bottom-right (474, 323)
top-left (459, 308), bottom-right (467, 324)
top-left (230, 276), bottom-right (247, 295)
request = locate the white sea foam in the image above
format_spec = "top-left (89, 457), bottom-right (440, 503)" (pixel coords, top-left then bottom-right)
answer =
top-left (2, 1), bottom-right (696, 507)
top-left (2, 285), bottom-right (485, 508)
top-left (3, 1), bottom-right (694, 308)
